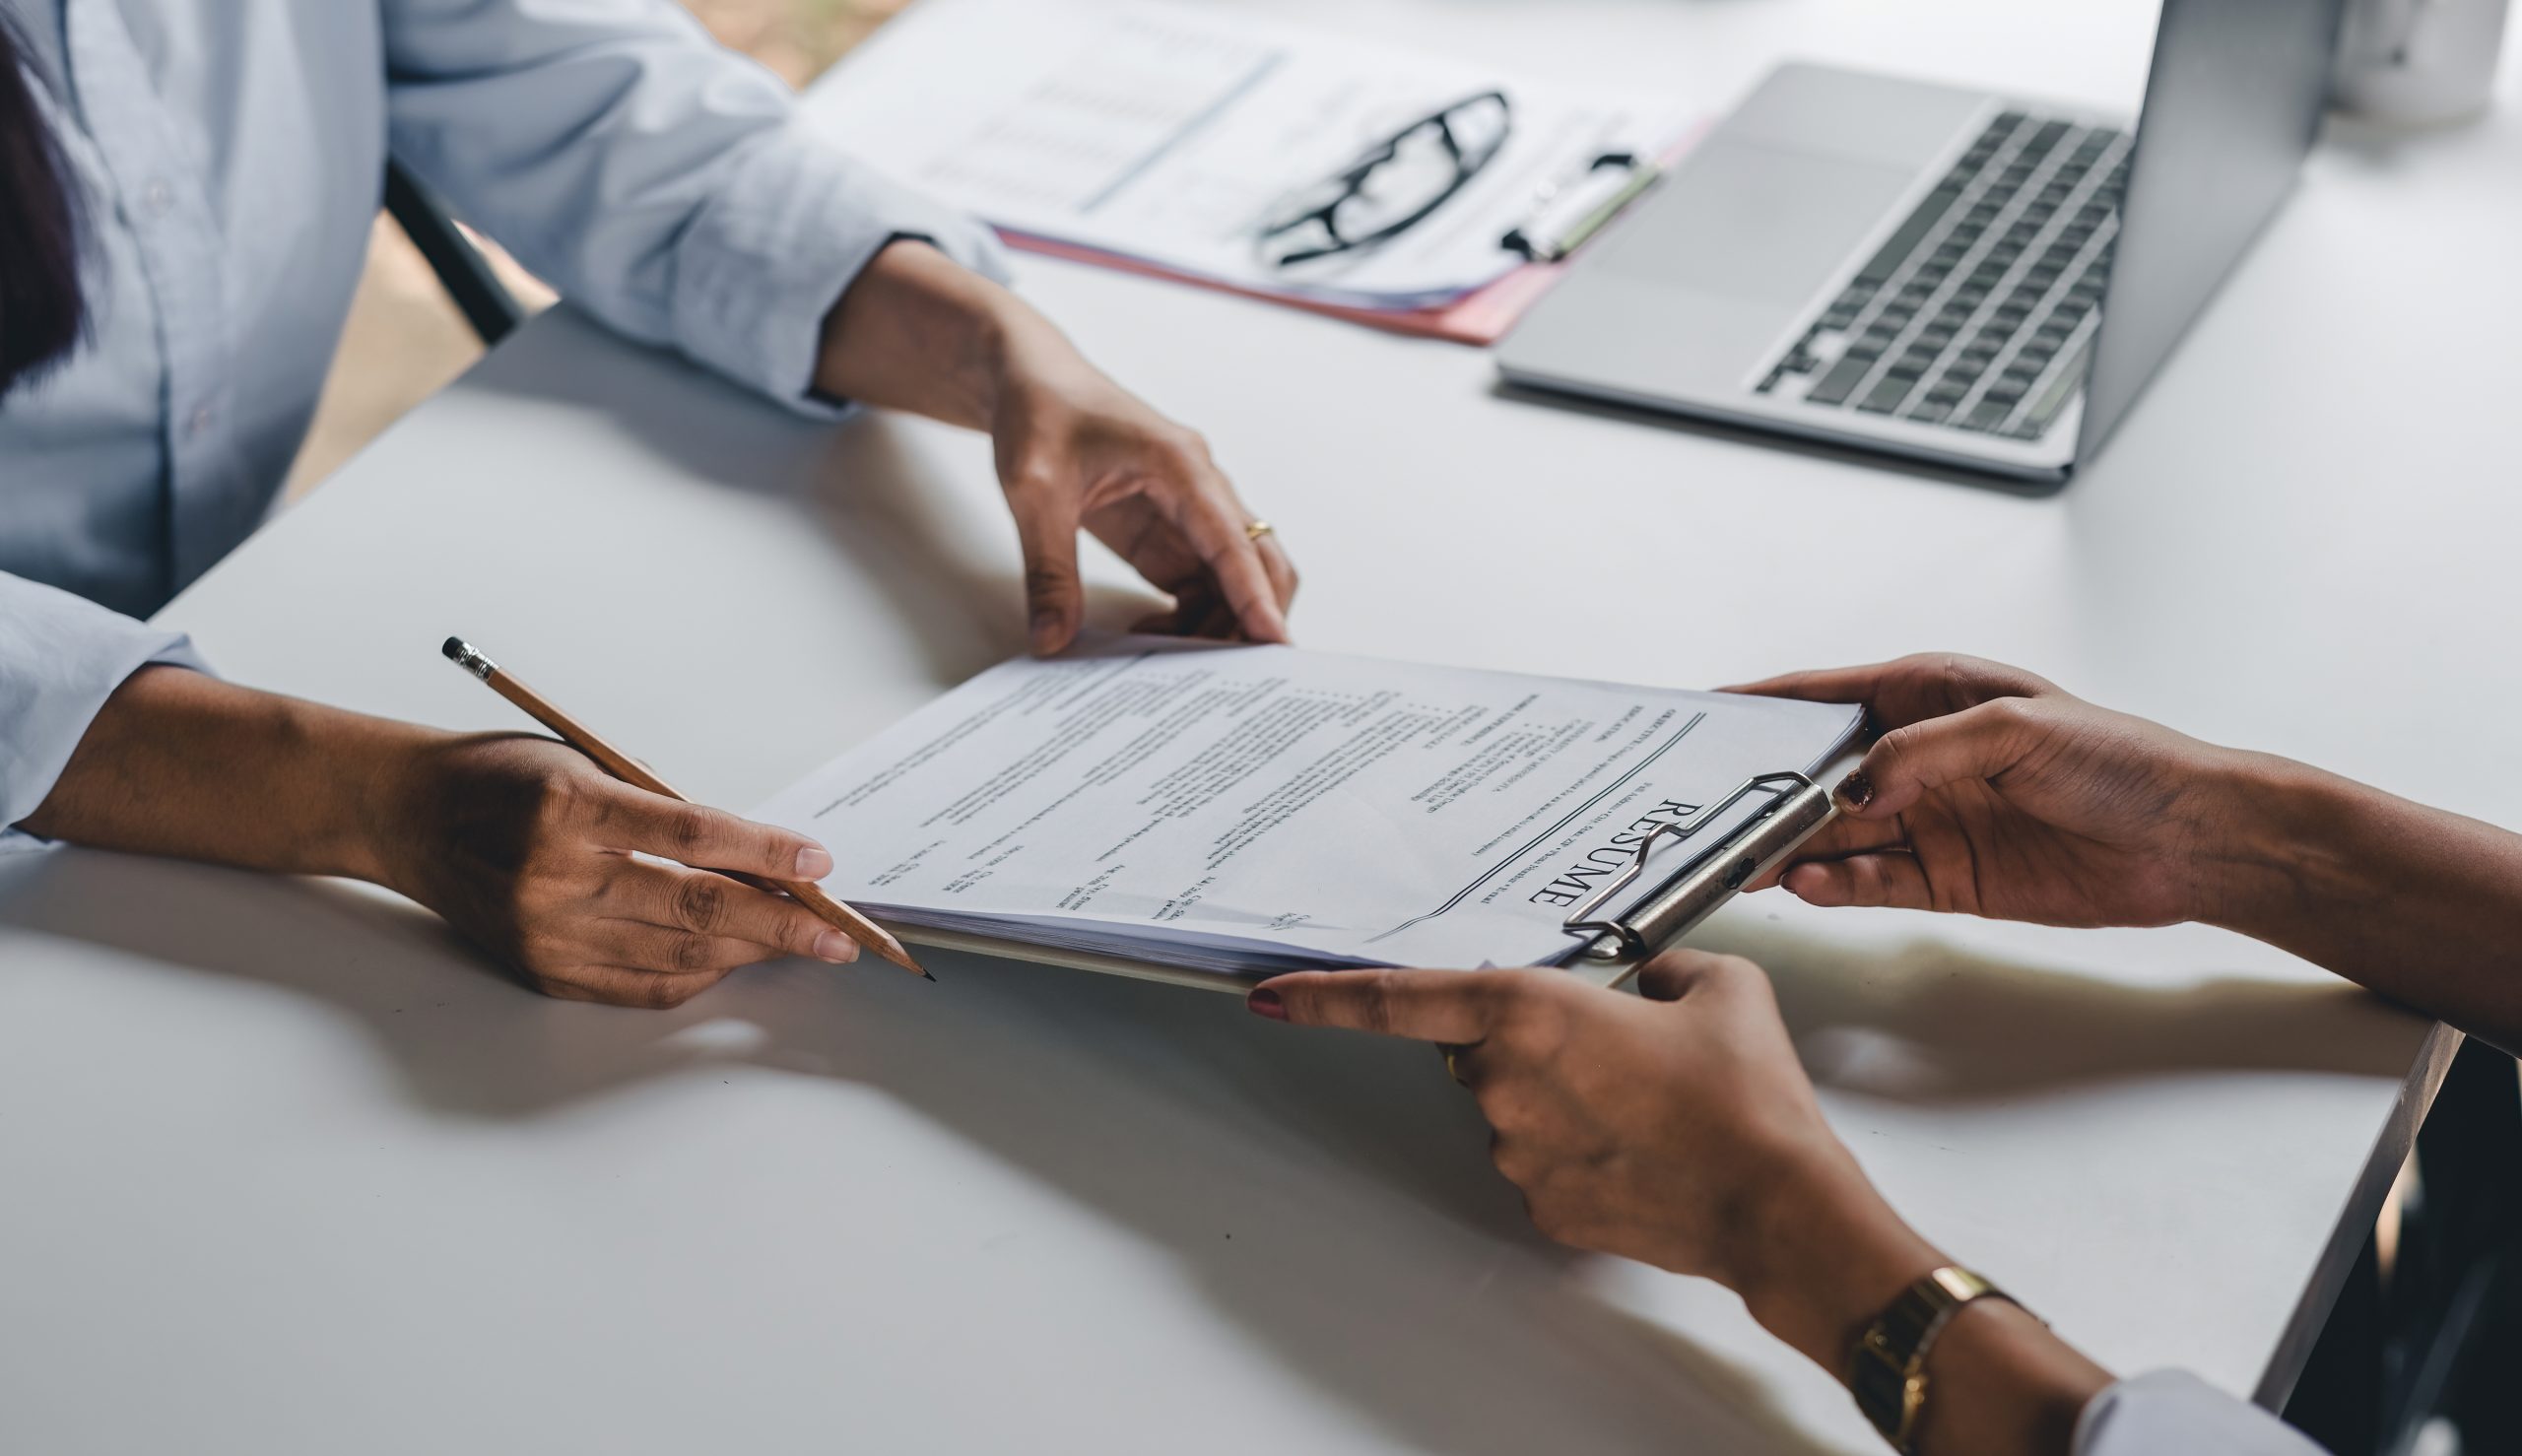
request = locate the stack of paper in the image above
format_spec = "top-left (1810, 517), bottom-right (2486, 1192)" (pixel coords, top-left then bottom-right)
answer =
top-left (753, 641), bottom-right (1863, 978)
top-left (799, 0), bottom-right (1693, 313)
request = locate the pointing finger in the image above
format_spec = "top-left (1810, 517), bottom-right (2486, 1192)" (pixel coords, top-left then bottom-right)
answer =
top-left (1255, 530), bottom-right (1299, 615)
top-left (1168, 457), bottom-right (1290, 645)
top-left (1248, 967), bottom-right (1518, 1044)
top-left (1002, 463), bottom-right (1088, 655)
top-left (1724, 654), bottom-right (2058, 727)
top-left (1842, 696), bottom-right (2049, 821)
top-left (1720, 663), bottom-right (1895, 700)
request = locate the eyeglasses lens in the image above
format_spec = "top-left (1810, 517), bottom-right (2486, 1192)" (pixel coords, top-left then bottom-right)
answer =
top-left (1257, 93), bottom-right (1511, 269)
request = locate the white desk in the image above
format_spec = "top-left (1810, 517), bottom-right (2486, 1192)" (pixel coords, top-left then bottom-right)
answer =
top-left (5, 2), bottom-right (2518, 1450)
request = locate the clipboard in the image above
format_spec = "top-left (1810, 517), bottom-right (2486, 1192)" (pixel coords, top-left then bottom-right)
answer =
top-left (1555, 764), bottom-right (1844, 991)
top-left (876, 752), bottom-right (1854, 998)
top-left (993, 140), bottom-right (1688, 348)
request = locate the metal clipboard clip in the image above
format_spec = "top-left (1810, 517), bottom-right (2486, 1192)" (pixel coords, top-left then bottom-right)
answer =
top-left (1500, 151), bottom-right (1663, 264)
top-left (1559, 770), bottom-right (1838, 987)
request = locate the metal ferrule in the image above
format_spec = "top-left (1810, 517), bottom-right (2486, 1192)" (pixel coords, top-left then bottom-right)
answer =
top-left (442, 637), bottom-right (498, 681)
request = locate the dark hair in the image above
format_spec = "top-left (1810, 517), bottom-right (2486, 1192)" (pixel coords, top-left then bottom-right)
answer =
top-left (0, 20), bottom-right (86, 401)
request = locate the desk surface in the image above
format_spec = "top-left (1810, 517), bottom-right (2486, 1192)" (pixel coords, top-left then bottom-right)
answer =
top-left (6, 2), bottom-right (2519, 1451)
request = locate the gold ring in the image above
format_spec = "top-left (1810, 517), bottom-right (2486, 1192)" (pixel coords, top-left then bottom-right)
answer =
top-left (1244, 519), bottom-right (1276, 543)
top-left (1441, 1045), bottom-right (1469, 1087)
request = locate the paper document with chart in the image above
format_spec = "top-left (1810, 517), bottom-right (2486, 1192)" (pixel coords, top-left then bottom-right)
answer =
top-left (751, 641), bottom-right (1862, 979)
top-left (799, 0), bottom-right (1692, 314)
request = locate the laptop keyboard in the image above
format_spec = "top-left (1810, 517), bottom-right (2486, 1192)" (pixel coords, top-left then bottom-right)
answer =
top-left (1756, 110), bottom-right (2130, 441)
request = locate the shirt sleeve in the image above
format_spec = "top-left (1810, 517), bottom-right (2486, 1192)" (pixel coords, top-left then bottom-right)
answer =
top-left (0, 573), bottom-right (212, 853)
top-left (2075, 1371), bottom-right (2328, 1455)
top-left (379, 0), bottom-right (1010, 415)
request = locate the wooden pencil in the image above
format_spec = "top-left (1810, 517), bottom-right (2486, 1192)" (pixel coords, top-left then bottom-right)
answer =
top-left (440, 636), bottom-right (929, 979)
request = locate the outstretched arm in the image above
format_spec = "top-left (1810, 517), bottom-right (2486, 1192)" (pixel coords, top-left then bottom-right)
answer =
top-left (1737, 654), bottom-right (2522, 1053)
top-left (2212, 760), bottom-right (2522, 1055)
top-left (382, 1), bottom-right (1295, 651)
top-left (1250, 957), bottom-right (2322, 1455)
top-left (22, 664), bottom-right (859, 1008)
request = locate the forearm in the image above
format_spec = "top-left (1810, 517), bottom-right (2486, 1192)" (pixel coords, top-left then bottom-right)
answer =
top-left (813, 238), bottom-right (1066, 430)
top-left (2212, 755), bottom-right (2522, 1052)
top-left (17, 666), bottom-right (429, 884)
top-left (1734, 1148), bottom-right (2110, 1455)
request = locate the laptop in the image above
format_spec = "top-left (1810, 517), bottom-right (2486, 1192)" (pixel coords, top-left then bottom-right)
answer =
top-left (1494, 0), bottom-right (2347, 489)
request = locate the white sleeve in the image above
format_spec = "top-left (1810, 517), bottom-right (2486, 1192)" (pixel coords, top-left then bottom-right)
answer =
top-left (0, 573), bottom-right (212, 852)
top-left (380, 0), bottom-right (1010, 415)
top-left (2076, 1371), bottom-right (2329, 1455)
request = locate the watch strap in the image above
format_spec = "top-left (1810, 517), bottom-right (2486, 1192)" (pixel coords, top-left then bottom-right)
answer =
top-left (1847, 1265), bottom-right (2019, 1451)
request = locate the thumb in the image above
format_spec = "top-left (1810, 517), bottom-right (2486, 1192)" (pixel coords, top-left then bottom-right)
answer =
top-left (1009, 486), bottom-right (1086, 656)
top-left (1841, 697), bottom-right (2046, 820)
top-left (1628, 946), bottom-right (1760, 1003)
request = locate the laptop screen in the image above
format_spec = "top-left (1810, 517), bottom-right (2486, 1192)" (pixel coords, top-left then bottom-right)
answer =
top-left (2078, 0), bottom-right (2349, 458)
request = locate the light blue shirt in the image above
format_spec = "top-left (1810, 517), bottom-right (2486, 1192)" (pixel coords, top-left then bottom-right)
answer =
top-left (0, 0), bottom-right (1002, 836)
top-left (2078, 1369), bottom-right (2324, 1455)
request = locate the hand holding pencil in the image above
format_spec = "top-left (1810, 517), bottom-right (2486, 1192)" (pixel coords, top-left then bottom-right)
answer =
top-left (346, 637), bottom-right (926, 1010)
top-left (440, 638), bottom-right (924, 978)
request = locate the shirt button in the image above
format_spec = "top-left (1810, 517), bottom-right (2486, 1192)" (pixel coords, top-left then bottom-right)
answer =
top-left (142, 179), bottom-right (173, 218)
top-left (186, 405), bottom-right (216, 438)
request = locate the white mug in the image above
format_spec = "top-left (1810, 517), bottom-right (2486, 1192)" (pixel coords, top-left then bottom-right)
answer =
top-left (2333, 0), bottom-right (2511, 124)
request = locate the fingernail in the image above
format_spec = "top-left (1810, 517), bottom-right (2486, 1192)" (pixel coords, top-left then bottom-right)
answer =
top-left (1245, 987), bottom-right (1287, 1022)
top-left (794, 845), bottom-right (833, 880)
top-left (1031, 611), bottom-right (1064, 653)
top-left (1835, 770), bottom-right (1875, 811)
top-left (814, 930), bottom-right (858, 963)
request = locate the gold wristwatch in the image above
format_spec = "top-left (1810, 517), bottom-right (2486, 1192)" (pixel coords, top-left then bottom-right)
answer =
top-left (1847, 1264), bottom-right (2024, 1451)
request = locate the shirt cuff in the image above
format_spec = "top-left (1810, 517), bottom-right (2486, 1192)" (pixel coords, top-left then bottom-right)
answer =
top-left (2074, 1370), bottom-right (2326, 1455)
top-left (669, 124), bottom-right (1012, 420)
top-left (0, 575), bottom-right (213, 853)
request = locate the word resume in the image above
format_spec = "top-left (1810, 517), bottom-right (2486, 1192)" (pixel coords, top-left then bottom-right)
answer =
top-left (753, 640), bottom-right (1862, 977)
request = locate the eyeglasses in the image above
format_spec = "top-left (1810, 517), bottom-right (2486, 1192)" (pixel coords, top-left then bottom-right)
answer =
top-left (1254, 91), bottom-right (1513, 270)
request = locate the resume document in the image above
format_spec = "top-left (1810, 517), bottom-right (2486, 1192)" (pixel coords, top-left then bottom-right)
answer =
top-left (752, 641), bottom-right (1862, 977)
